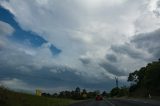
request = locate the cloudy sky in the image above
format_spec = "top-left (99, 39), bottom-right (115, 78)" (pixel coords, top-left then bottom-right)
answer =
top-left (0, 0), bottom-right (160, 93)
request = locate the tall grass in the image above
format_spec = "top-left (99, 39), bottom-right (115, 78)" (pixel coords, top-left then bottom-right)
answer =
top-left (0, 87), bottom-right (74, 106)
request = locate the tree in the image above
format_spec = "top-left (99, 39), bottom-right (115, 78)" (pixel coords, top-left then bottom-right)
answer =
top-left (73, 87), bottom-right (81, 99)
top-left (101, 91), bottom-right (107, 97)
top-left (110, 87), bottom-right (120, 97)
top-left (110, 86), bottom-right (129, 97)
top-left (82, 89), bottom-right (87, 94)
top-left (128, 70), bottom-right (139, 83)
top-left (118, 86), bottom-right (129, 97)
top-left (128, 59), bottom-right (160, 96)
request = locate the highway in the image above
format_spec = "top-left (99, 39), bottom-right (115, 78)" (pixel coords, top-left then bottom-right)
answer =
top-left (69, 98), bottom-right (160, 106)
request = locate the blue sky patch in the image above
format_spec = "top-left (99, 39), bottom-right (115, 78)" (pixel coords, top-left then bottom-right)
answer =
top-left (0, 6), bottom-right (61, 55)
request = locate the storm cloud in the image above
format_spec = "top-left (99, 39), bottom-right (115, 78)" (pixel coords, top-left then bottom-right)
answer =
top-left (99, 62), bottom-right (127, 76)
top-left (132, 29), bottom-right (160, 59)
top-left (0, 0), bottom-right (160, 92)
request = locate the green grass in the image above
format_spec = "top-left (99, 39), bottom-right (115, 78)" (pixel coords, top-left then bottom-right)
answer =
top-left (0, 87), bottom-right (74, 106)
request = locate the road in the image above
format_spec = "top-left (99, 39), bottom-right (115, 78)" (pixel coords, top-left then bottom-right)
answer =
top-left (69, 98), bottom-right (160, 106)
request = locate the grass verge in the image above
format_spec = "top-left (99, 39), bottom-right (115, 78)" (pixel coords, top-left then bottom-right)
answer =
top-left (0, 87), bottom-right (75, 106)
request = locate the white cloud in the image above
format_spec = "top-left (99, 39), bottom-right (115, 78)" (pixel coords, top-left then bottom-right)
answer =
top-left (134, 0), bottom-right (160, 34)
top-left (77, 0), bottom-right (128, 10)
top-left (0, 21), bottom-right (14, 36)
top-left (0, 78), bottom-right (29, 90)
top-left (0, 21), bottom-right (14, 50)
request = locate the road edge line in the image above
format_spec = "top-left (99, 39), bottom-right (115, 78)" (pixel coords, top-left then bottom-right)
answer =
top-left (105, 99), bottom-right (115, 106)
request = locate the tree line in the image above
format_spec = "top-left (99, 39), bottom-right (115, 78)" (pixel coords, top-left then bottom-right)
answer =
top-left (41, 87), bottom-right (109, 100)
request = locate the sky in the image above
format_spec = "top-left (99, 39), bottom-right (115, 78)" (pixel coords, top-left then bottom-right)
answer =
top-left (0, 0), bottom-right (160, 93)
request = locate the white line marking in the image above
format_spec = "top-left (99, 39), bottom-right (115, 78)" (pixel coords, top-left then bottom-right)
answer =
top-left (127, 99), bottom-right (149, 104)
top-left (144, 101), bottom-right (148, 104)
top-left (105, 100), bottom-right (115, 106)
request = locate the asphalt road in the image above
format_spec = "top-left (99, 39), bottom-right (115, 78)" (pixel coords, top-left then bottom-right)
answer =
top-left (69, 98), bottom-right (160, 106)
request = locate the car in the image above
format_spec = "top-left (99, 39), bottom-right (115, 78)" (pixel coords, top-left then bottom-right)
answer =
top-left (95, 95), bottom-right (103, 101)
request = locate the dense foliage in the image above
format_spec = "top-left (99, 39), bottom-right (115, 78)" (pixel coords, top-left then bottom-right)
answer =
top-left (128, 59), bottom-right (160, 97)
top-left (110, 86), bottom-right (129, 97)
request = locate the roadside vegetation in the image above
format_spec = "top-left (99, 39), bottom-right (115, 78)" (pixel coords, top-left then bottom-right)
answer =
top-left (128, 59), bottom-right (160, 98)
top-left (110, 59), bottom-right (160, 99)
top-left (0, 87), bottom-right (74, 106)
top-left (0, 86), bottom-right (106, 106)
top-left (41, 87), bottom-right (109, 100)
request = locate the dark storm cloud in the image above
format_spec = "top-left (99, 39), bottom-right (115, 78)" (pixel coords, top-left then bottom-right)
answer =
top-left (111, 44), bottom-right (144, 59)
top-left (0, 47), bottom-right (81, 86)
top-left (99, 62), bottom-right (127, 76)
top-left (106, 54), bottom-right (117, 63)
top-left (79, 57), bottom-right (91, 65)
top-left (0, 63), bottom-right (117, 91)
top-left (152, 0), bottom-right (160, 17)
top-left (131, 28), bottom-right (160, 59)
top-left (0, 44), bottom-right (113, 90)
top-left (110, 28), bottom-right (160, 61)
top-left (0, 63), bottom-right (83, 87)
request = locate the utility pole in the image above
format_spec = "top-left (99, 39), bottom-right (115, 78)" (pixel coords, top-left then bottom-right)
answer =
top-left (115, 77), bottom-right (119, 88)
